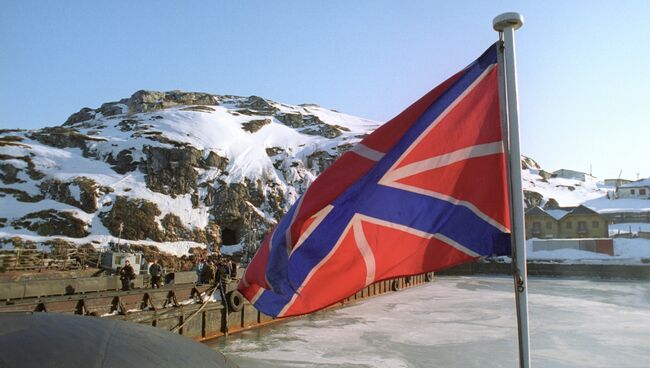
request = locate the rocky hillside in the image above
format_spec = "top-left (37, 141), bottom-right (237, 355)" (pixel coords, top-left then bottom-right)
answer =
top-left (521, 156), bottom-right (607, 210)
top-left (0, 90), bottom-right (609, 258)
top-left (0, 90), bottom-right (377, 257)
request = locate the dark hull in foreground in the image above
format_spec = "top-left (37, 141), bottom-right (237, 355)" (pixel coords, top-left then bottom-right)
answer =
top-left (0, 313), bottom-right (238, 368)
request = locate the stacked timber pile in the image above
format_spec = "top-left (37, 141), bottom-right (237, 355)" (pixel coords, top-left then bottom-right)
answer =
top-left (0, 248), bottom-right (85, 272)
top-left (0, 249), bottom-right (47, 271)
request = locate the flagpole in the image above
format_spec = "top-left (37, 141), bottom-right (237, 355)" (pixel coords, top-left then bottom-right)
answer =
top-left (493, 12), bottom-right (531, 368)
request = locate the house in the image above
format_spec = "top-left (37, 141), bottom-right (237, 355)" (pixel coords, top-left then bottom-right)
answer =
top-left (558, 205), bottom-right (609, 238)
top-left (525, 205), bottom-right (608, 239)
top-left (552, 169), bottom-right (594, 181)
top-left (603, 178), bottom-right (632, 187)
top-left (615, 178), bottom-right (650, 199)
top-left (524, 206), bottom-right (560, 239)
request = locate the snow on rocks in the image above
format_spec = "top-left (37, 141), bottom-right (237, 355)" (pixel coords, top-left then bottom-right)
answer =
top-left (521, 158), bottom-right (607, 208)
top-left (0, 91), bottom-right (379, 257)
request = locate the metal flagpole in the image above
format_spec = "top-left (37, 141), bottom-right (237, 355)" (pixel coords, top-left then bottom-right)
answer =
top-left (493, 12), bottom-right (531, 368)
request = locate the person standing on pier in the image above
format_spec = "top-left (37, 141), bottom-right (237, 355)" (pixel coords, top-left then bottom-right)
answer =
top-left (195, 258), bottom-right (206, 285)
top-left (149, 260), bottom-right (163, 288)
top-left (120, 260), bottom-right (136, 291)
top-left (228, 259), bottom-right (237, 279)
top-left (202, 260), bottom-right (216, 285)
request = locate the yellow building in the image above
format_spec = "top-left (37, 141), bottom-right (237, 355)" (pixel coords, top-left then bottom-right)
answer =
top-left (524, 206), bottom-right (560, 239)
top-left (525, 205), bottom-right (608, 239)
top-left (558, 205), bottom-right (608, 239)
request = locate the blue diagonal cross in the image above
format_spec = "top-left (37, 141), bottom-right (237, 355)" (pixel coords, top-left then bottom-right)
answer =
top-left (256, 44), bottom-right (509, 316)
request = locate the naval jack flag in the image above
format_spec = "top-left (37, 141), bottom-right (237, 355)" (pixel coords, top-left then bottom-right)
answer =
top-left (238, 43), bottom-right (512, 318)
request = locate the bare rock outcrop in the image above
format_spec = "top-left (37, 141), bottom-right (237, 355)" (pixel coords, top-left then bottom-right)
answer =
top-left (128, 90), bottom-right (218, 114)
top-left (11, 210), bottom-right (89, 238)
top-left (101, 196), bottom-right (163, 241)
top-left (39, 177), bottom-right (103, 213)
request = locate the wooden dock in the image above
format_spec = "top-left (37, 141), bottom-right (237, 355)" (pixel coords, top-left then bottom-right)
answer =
top-left (0, 270), bottom-right (434, 342)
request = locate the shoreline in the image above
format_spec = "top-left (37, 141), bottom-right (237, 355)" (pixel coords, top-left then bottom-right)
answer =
top-left (439, 261), bottom-right (650, 280)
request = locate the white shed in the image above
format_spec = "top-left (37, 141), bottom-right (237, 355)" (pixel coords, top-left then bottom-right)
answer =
top-left (616, 178), bottom-right (650, 199)
top-left (100, 251), bottom-right (144, 274)
top-left (552, 169), bottom-right (594, 181)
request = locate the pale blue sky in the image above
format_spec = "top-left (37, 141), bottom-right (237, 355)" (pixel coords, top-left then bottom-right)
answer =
top-left (1, 1), bottom-right (648, 179)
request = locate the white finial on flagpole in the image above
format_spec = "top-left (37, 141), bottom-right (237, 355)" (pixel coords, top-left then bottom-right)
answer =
top-left (493, 12), bottom-right (524, 31)
top-left (493, 11), bottom-right (531, 368)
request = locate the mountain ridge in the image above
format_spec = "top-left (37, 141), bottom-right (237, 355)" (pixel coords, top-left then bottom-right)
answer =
top-left (0, 90), bottom-right (612, 260)
top-left (1, 90), bottom-right (377, 258)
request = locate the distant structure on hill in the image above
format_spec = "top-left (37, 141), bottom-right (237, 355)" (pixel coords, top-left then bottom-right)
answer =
top-left (603, 178), bottom-right (632, 188)
top-left (552, 169), bottom-right (595, 182)
top-left (616, 178), bottom-right (650, 199)
top-left (525, 205), bottom-right (608, 239)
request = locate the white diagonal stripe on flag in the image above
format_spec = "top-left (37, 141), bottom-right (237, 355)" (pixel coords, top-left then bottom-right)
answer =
top-left (431, 233), bottom-right (481, 258)
top-left (380, 141), bottom-right (504, 184)
top-left (278, 218), bottom-right (355, 317)
top-left (351, 144), bottom-right (385, 161)
top-left (353, 219), bottom-right (376, 286)
top-left (289, 205), bottom-right (334, 256)
top-left (250, 287), bottom-right (265, 305)
top-left (380, 64), bottom-right (497, 180)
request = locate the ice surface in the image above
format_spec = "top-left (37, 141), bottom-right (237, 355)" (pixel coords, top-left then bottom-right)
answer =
top-left (211, 276), bottom-right (650, 368)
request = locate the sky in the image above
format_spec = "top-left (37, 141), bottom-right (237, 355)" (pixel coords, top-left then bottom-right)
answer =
top-left (1, 1), bottom-right (648, 180)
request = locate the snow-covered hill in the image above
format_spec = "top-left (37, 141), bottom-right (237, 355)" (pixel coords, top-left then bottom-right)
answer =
top-left (0, 91), bottom-right (377, 256)
top-left (520, 156), bottom-right (607, 209)
top-left (0, 90), bottom-right (645, 258)
top-left (520, 156), bottom-right (650, 216)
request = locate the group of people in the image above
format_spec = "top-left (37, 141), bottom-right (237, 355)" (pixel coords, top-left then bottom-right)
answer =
top-left (194, 256), bottom-right (237, 286)
top-left (196, 256), bottom-right (238, 317)
top-left (118, 259), bottom-right (164, 291)
top-left (117, 255), bottom-right (237, 291)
